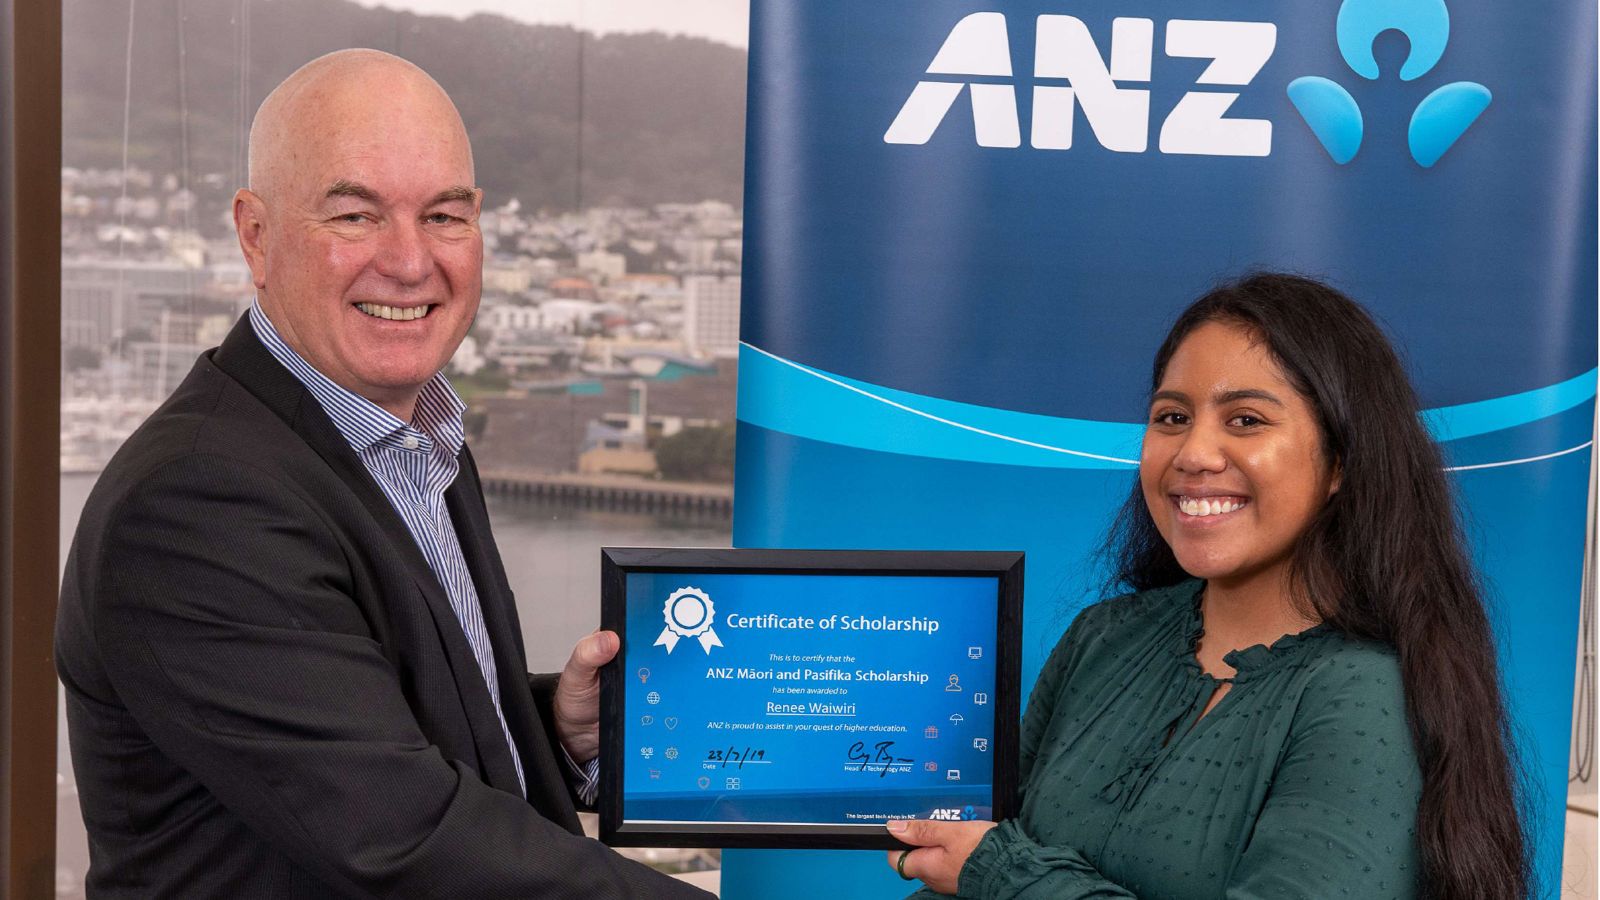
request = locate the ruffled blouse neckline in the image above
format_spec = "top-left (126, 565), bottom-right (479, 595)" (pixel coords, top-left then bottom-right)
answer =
top-left (1176, 579), bottom-right (1335, 681)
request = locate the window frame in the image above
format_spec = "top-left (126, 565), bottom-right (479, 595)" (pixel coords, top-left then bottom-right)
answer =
top-left (2, 0), bottom-right (63, 895)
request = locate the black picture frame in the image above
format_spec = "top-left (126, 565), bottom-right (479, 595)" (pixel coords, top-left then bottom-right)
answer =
top-left (598, 547), bottom-right (1024, 850)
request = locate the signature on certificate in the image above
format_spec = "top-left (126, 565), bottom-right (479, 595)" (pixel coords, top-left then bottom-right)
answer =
top-left (846, 740), bottom-right (915, 777)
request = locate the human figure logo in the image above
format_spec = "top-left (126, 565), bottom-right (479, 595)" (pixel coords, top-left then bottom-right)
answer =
top-left (1287, 0), bottom-right (1490, 166)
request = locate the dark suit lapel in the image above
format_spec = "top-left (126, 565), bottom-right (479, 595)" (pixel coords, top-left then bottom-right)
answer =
top-left (210, 314), bottom-right (526, 796)
top-left (446, 448), bottom-right (577, 821)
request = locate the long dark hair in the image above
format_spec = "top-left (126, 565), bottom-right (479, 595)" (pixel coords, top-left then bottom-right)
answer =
top-left (1107, 273), bottom-right (1529, 899)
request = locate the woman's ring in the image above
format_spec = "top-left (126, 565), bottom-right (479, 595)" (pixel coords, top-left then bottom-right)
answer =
top-left (896, 849), bottom-right (913, 880)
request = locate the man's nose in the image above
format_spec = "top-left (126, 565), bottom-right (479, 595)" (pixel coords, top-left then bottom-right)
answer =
top-left (1172, 423), bottom-right (1227, 474)
top-left (373, 219), bottom-right (433, 286)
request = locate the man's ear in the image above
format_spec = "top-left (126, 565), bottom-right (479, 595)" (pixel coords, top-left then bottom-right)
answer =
top-left (233, 189), bottom-right (269, 290)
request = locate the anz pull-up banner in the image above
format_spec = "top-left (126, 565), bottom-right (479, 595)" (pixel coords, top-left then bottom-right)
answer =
top-left (729, 0), bottom-right (1596, 896)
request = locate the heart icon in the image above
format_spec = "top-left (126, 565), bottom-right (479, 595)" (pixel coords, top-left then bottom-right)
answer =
top-left (665, 717), bottom-right (679, 730)
top-left (640, 715), bottom-right (654, 726)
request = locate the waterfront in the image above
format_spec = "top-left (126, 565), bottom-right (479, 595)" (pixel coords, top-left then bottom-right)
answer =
top-left (54, 472), bottom-right (730, 897)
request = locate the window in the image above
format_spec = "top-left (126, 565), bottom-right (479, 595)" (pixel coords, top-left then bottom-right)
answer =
top-left (57, 1), bottom-right (747, 892)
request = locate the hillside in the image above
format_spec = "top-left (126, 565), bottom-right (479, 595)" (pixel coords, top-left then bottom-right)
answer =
top-left (63, 0), bottom-right (748, 209)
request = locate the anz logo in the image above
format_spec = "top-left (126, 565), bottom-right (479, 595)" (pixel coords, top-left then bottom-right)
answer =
top-left (1288, 0), bottom-right (1489, 166)
top-left (928, 806), bottom-right (979, 821)
top-left (884, 12), bottom-right (1277, 157)
top-left (885, 0), bottom-right (1488, 166)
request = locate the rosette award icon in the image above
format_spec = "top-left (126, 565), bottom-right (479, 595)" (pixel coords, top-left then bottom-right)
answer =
top-left (653, 586), bottom-right (724, 654)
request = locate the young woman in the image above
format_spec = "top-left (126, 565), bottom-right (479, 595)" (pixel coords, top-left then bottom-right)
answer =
top-left (886, 274), bottom-right (1528, 899)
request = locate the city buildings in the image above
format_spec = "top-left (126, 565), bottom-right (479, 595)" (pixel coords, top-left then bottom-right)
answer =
top-left (684, 273), bottom-right (742, 359)
top-left (59, 167), bottom-right (743, 483)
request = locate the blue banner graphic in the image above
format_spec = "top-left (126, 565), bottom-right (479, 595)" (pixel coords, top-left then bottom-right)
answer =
top-left (731, 0), bottom-right (1596, 896)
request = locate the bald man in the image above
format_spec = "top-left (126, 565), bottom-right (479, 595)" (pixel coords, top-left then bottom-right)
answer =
top-left (56, 50), bottom-right (711, 898)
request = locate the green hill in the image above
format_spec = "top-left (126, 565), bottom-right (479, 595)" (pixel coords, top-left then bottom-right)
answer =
top-left (63, 0), bottom-right (748, 210)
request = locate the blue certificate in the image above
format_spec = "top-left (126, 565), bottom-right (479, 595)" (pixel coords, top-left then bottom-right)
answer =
top-left (599, 549), bottom-right (1023, 849)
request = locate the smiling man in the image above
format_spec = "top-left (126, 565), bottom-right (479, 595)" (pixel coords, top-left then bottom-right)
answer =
top-left (56, 50), bottom-right (710, 898)
top-left (236, 52), bottom-right (485, 421)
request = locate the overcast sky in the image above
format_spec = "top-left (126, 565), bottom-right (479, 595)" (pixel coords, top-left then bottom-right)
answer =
top-left (350, 0), bottom-right (750, 48)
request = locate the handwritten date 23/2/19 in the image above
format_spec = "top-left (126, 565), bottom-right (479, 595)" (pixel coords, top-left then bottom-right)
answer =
top-left (846, 741), bottom-right (914, 777)
top-left (705, 746), bottom-right (766, 769)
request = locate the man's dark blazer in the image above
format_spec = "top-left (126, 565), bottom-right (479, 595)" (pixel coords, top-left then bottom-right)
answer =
top-left (56, 316), bottom-right (708, 899)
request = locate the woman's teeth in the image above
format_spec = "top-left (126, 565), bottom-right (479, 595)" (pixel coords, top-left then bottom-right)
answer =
top-left (356, 302), bottom-right (431, 321)
top-left (1178, 496), bottom-right (1246, 517)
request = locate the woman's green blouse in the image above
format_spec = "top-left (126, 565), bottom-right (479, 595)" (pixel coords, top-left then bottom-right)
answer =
top-left (928, 580), bottom-right (1423, 899)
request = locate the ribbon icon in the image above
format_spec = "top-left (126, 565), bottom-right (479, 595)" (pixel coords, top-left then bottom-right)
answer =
top-left (654, 586), bottom-right (723, 654)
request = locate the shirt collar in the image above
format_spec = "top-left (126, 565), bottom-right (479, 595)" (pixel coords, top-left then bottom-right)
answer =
top-left (249, 299), bottom-right (467, 457)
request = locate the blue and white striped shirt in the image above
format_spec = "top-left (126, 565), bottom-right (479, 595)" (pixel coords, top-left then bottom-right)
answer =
top-left (250, 300), bottom-right (598, 802)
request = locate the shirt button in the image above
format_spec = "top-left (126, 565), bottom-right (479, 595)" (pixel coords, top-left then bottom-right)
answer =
top-left (402, 435), bottom-right (420, 450)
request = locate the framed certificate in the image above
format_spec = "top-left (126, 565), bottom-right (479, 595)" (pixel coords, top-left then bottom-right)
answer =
top-left (598, 548), bottom-right (1024, 850)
